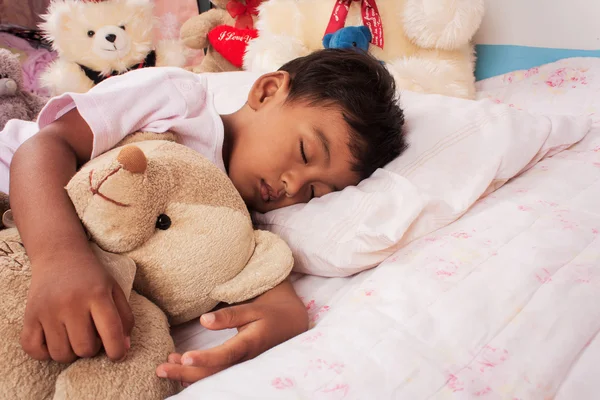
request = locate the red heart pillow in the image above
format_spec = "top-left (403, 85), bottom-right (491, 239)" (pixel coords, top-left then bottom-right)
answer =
top-left (208, 25), bottom-right (258, 68)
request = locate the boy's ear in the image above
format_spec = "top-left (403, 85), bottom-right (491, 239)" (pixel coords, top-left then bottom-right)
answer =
top-left (247, 71), bottom-right (291, 111)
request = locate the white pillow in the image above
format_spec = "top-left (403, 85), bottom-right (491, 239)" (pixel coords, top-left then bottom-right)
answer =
top-left (204, 71), bottom-right (260, 113)
top-left (205, 71), bottom-right (592, 277)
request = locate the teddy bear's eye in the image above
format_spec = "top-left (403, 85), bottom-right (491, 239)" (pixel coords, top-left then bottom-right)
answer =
top-left (119, 25), bottom-right (126, 31)
top-left (156, 214), bottom-right (171, 230)
top-left (87, 30), bottom-right (95, 38)
top-left (352, 42), bottom-right (357, 47)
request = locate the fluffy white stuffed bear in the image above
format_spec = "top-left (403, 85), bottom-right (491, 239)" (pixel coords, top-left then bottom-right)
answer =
top-left (39, 0), bottom-right (188, 96)
top-left (244, 0), bottom-right (485, 99)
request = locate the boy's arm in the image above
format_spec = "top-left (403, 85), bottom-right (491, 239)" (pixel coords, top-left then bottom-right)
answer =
top-left (11, 109), bottom-right (133, 363)
top-left (156, 278), bottom-right (308, 384)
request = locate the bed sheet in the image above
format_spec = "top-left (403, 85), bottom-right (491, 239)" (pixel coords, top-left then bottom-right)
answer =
top-left (171, 58), bottom-right (600, 399)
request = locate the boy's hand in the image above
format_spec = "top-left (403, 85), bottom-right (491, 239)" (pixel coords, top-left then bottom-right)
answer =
top-left (20, 250), bottom-right (134, 363)
top-left (156, 280), bottom-right (308, 385)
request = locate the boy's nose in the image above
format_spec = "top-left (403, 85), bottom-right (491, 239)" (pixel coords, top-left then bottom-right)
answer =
top-left (281, 175), bottom-right (304, 199)
top-left (117, 146), bottom-right (147, 174)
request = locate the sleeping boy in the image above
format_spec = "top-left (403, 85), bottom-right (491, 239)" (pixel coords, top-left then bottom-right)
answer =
top-left (0, 48), bottom-right (407, 385)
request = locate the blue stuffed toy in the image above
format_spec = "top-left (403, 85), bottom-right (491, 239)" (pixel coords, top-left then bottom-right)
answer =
top-left (322, 25), bottom-right (371, 52)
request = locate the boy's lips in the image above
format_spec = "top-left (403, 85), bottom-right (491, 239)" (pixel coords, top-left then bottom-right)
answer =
top-left (260, 180), bottom-right (280, 203)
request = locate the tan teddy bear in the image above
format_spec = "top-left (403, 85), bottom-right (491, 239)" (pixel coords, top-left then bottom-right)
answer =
top-left (0, 135), bottom-right (293, 399)
top-left (180, 0), bottom-right (263, 73)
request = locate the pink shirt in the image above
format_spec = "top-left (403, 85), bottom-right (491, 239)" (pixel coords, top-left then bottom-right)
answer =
top-left (0, 67), bottom-right (225, 193)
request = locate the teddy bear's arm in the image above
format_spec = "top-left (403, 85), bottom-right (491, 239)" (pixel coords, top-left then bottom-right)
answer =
top-left (155, 39), bottom-right (188, 68)
top-left (180, 9), bottom-right (229, 50)
top-left (0, 102), bottom-right (29, 129)
top-left (386, 54), bottom-right (476, 99)
top-left (20, 91), bottom-right (48, 121)
top-left (40, 59), bottom-right (94, 96)
top-left (53, 291), bottom-right (178, 399)
top-left (243, 33), bottom-right (310, 73)
top-left (210, 230), bottom-right (294, 304)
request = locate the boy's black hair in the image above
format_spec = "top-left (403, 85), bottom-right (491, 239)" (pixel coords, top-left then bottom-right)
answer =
top-left (278, 48), bottom-right (407, 180)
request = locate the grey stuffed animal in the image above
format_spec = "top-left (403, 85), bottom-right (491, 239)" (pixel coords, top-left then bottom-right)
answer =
top-left (0, 49), bottom-right (48, 130)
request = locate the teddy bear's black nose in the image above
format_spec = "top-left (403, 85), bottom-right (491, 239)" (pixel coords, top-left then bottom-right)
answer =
top-left (105, 34), bottom-right (117, 43)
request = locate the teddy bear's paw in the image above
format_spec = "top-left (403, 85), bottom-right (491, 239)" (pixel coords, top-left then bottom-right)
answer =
top-left (39, 61), bottom-right (94, 97)
top-left (387, 56), bottom-right (476, 99)
top-left (403, 0), bottom-right (485, 50)
top-left (0, 229), bottom-right (28, 273)
top-left (0, 228), bottom-right (67, 400)
top-left (156, 39), bottom-right (189, 68)
top-left (0, 229), bottom-right (31, 326)
top-left (243, 34), bottom-right (308, 73)
top-left (53, 292), bottom-right (179, 400)
top-left (0, 101), bottom-right (30, 130)
top-left (0, 348), bottom-right (67, 400)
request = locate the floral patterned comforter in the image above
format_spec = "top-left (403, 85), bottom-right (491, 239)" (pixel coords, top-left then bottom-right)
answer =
top-left (172, 58), bottom-right (600, 400)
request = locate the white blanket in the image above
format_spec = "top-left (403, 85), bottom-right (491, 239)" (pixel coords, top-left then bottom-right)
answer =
top-left (171, 58), bottom-right (600, 399)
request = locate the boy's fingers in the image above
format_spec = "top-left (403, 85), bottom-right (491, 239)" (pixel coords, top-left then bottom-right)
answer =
top-left (156, 363), bottom-right (223, 383)
top-left (180, 336), bottom-right (249, 368)
top-left (201, 304), bottom-right (261, 330)
top-left (44, 321), bottom-right (77, 363)
top-left (20, 320), bottom-right (50, 361)
top-left (66, 313), bottom-right (102, 358)
top-left (112, 285), bottom-right (135, 338)
top-left (91, 297), bottom-right (127, 361)
top-left (168, 353), bottom-right (182, 364)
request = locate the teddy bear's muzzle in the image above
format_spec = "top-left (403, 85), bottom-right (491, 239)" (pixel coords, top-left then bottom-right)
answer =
top-left (0, 78), bottom-right (17, 96)
top-left (88, 146), bottom-right (147, 207)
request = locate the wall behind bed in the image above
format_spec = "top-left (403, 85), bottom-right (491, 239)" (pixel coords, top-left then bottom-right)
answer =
top-left (474, 0), bottom-right (600, 81)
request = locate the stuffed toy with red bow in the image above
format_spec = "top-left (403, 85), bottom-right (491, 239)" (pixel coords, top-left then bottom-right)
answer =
top-left (244, 0), bottom-right (485, 99)
top-left (39, 0), bottom-right (188, 96)
top-left (180, 0), bottom-right (263, 73)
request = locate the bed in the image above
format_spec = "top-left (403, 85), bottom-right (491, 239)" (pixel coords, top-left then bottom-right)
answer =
top-left (3, 2), bottom-right (598, 398)
top-left (170, 57), bottom-right (600, 399)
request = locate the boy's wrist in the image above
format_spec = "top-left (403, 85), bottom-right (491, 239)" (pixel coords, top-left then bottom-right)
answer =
top-left (26, 232), bottom-right (93, 270)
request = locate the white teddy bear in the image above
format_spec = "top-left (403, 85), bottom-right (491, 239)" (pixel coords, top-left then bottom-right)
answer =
top-left (244, 0), bottom-right (485, 99)
top-left (39, 0), bottom-right (188, 96)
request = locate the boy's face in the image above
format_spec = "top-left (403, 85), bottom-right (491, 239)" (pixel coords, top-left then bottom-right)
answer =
top-left (224, 72), bottom-right (360, 213)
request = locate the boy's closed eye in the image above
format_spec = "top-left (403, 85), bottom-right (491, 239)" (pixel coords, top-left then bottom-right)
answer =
top-left (299, 139), bottom-right (315, 199)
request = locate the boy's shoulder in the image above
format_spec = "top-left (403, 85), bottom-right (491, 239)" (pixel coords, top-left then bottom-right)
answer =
top-left (103, 67), bottom-right (210, 105)
top-left (115, 66), bottom-right (207, 90)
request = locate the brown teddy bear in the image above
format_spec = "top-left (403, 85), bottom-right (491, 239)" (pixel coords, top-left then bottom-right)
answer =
top-left (180, 0), bottom-right (263, 73)
top-left (0, 49), bottom-right (47, 130)
top-left (0, 134), bottom-right (294, 399)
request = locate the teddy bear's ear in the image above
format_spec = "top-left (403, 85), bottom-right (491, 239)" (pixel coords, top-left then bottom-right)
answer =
top-left (39, 1), bottom-right (76, 40)
top-left (359, 25), bottom-right (372, 41)
top-left (210, 230), bottom-right (294, 304)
